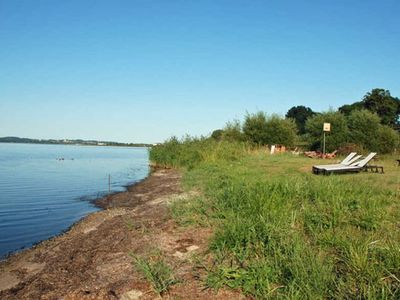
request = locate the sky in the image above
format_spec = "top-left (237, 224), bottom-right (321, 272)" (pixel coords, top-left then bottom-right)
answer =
top-left (0, 0), bottom-right (399, 143)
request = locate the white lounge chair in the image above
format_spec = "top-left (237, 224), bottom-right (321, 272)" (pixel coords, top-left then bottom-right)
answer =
top-left (312, 152), bottom-right (361, 174)
top-left (318, 153), bottom-right (377, 175)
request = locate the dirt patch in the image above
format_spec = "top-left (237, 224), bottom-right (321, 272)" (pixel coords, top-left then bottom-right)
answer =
top-left (0, 168), bottom-right (244, 299)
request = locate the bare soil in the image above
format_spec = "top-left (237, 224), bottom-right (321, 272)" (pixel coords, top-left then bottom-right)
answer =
top-left (0, 168), bottom-right (244, 300)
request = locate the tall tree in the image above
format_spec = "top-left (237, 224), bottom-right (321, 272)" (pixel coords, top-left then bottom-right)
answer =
top-left (339, 88), bottom-right (400, 129)
top-left (338, 102), bottom-right (363, 116)
top-left (285, 105), bottom-right (315, 134)
top-left (362, 89), bottom-right (400, 128)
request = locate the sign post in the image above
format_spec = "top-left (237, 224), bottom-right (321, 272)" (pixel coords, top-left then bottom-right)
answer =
top-left (323, 123), bottom-right (331, 158)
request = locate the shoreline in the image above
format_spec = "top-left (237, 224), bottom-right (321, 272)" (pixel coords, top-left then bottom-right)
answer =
top-left (0, 168), bottom-right (153, 262)
top-left (0, 167), bottom-right (183, 296)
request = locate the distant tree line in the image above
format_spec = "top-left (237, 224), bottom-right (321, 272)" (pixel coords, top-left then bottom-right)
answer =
top-left (0, 137), bottom-right (152, 147)
top-left (211, 88), bottom-right (400, 154)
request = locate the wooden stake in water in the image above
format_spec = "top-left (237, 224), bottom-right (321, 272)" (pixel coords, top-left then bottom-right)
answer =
top-left (108, 174), bottom-right (111, 193)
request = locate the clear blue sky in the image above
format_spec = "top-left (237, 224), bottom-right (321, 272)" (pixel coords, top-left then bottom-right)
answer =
top-left (1, 0), bottom-right (399, 143)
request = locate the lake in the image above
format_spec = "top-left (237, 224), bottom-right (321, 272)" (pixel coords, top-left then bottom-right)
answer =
top-left (0, 143), bottom-right (149, 259)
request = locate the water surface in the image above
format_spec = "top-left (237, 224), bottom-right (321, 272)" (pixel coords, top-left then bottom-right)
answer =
top-left (0, 143), bottom-right (149, 258)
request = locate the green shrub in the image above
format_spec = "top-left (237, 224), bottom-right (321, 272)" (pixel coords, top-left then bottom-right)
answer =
top-left (222, 120), bottom-right (245, 142)
top-left (305, 111), bottom-right (349, 152)
top-left (265, 115), bottom-right (297, 146)
top-left (347, 109), bottom-right (381, 151)
top-left (243, 112), bottom-right (297, 146)
top-left (376, 125), bottom-right (399, 154)
top-left (243, 111), bottom-right (269, 145)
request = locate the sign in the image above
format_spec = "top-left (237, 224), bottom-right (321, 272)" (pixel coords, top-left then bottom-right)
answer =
top-left (323, 123), bottom-right (331, 132)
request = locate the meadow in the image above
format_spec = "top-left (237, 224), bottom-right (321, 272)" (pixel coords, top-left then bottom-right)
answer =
top-left (150, 139), bottom-right (400, 299)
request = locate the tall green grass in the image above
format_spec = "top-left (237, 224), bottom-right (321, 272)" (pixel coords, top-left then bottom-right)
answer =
top-left (151, 140), bottom-right (400, 299)
top-left (149, 136), bottom-right (250, 169)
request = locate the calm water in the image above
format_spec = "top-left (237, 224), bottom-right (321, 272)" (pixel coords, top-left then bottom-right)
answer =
top-left (0, 143), bottom-right (149, 259)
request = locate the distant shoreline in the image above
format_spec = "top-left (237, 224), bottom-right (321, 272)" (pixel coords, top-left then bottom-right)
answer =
top-left (0, 137), bottom-right (154, 147)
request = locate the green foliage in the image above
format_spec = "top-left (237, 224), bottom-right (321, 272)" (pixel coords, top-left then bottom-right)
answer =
top-left (339, 102), bottom-right (364, 116)
top-left (149, 136), bottom-right (248, 168)
top-left (131, 252), bottom-right (178, 295)
top-left (222, 120), bottom-right (245, 142)
top-left (243, 112), bottom-right (297, 146)
top-left (211, 129), bottom-right (224, 141)
top-left (173, 153), bottom-right (400, 299)
top-left (243, 112), bottom-right (269, 144)
top-left (346, 110), bottom-right (399, 153)
top-left (265, 115), bottom-right (297, 146)
top-left (285, 105), bottom-right (315, 134)
top-left (347, 109), bottom-right (381, 151)
top-left (339, 88), bottom-right (400, 129)
top-left (362, 88), bottom-right (400, 128)
top-left (377, 125), bottom-right (399, 154)
top-left (305, 111), bottom-right (349, 152)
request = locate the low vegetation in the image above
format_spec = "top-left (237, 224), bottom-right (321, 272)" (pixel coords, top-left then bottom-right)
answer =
top-left (131, 251), bottom-right (179, 295)
top-left (150, 138), bottom-right (400, 299)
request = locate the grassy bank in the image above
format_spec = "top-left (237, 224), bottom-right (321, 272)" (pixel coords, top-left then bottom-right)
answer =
top-left (150, 139), bottom-right (400, 299)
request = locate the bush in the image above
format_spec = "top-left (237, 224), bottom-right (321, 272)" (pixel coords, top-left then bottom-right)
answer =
top-left (376, 125), bottom-right (399, 154)
top-left (336, 143), bottom-right (364, 155)
top-left (305, 111), bottom-right (348, 152)
top-left (211, 129), bottom-right (224, 141)
top-left (243, 112), bottom-right (269, 145)
top-left (243, 112), bottom-right (297, 146)
top-left (222, 120), bottom-right (244, 142)
top-left (347, 110), bottom-right (381, 151)
top-left (265, 115), bottom-right (297, 146)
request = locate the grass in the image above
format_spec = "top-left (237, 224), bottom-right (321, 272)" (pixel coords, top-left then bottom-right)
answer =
top-left (151, 139), bottom-right (400, 299)
top-left (130, 251), bottom-right (179, 295)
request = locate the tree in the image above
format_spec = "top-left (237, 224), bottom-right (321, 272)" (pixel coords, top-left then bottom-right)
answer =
top-left (265, 115), bottom-right (297, 146)
top-left (305, 111), bottom-right (348, 152)
top-left (285, 105), bottom-right (315, 134)
top-left (339, 88), bottom-right (400, 129)
top-left (347, 110), bottom-right (380, 151)
top-left (243, 112), bottom-right (297, 146)
top-left (362, 89), bottom-right (400, 128)
top-left (338, 102), bottom-right (363, 116)
top-left (243, 112), bottom-right (269, 144)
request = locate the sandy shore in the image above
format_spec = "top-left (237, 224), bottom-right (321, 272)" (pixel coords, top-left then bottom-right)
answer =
top-left (0, 168), bottom-right (242, 300)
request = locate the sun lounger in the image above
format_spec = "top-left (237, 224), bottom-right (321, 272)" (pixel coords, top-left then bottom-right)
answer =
top-left (318, 153), bottom-right (377, 175)
top-left (312, 152), bottom-right (360, 174)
